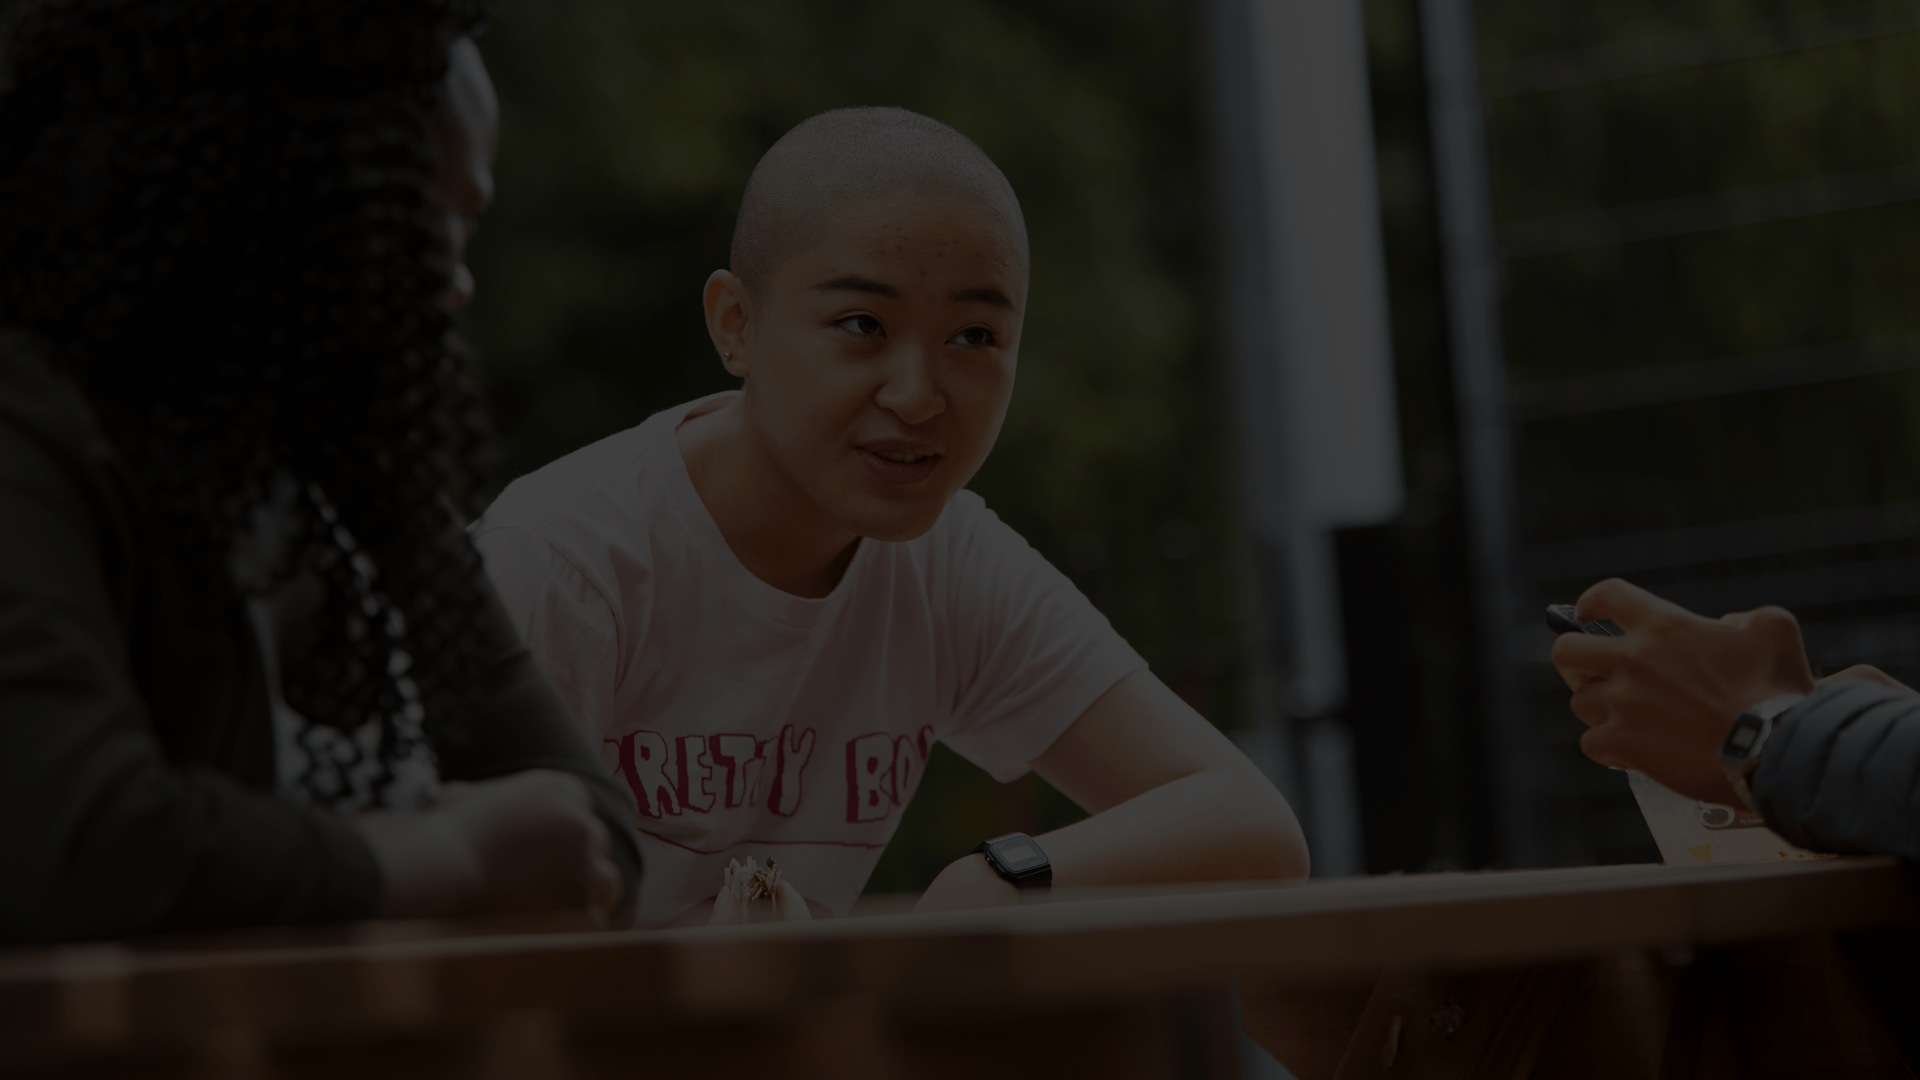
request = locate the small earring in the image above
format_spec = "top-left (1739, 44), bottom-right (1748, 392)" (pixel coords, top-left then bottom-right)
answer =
top-left (724, 351), bottom-right (733, 362)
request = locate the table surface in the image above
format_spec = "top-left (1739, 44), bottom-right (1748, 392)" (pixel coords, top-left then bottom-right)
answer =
top-left (4, 856), bottom-right (1911, 1045)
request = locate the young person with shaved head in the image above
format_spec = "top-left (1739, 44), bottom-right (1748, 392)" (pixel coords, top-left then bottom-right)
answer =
top-left (473, 107), bottom-right (1309, 927)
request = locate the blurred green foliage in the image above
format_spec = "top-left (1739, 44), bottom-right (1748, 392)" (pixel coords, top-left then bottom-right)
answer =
top-left (1363, 0), bottom-right (1920, 545)
top-left (461, 0), bottom-right (1243, 892)
top-left (1365, 0), bottom-right (1920, 866)
top-left (1483, 3), bottom-right (1920, 865)
top-left (1473, 2), bottom-right (1920, 540)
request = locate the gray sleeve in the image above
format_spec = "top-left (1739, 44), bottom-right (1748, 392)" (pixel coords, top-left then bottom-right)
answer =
top-left (0, 419), bottom-right (382, 944)
top-left (1753, 680), bottom-right (1920, 860)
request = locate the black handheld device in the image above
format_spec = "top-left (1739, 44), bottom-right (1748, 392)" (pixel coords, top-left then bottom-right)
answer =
top-left (1545, 603), bottom-right (1623, 637)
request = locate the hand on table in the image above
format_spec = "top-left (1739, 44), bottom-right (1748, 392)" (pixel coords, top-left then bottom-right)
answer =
top-left (1550, 578), bottom-right (1815, 807)
top-left (353, 769), bottom-right (623, 925)
top-left (912, 852), bottom-right (1018, 914)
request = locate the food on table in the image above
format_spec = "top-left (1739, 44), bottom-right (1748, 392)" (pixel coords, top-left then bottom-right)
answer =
top-left (708, 856), bottom-right (812, 925)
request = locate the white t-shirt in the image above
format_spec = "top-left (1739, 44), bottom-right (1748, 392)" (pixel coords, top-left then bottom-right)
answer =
top-left (471, 393), bottom-right (1146, 926)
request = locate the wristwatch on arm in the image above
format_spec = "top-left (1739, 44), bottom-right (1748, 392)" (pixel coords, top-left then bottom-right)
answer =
top-left (1718, 693), bottom-right (1806, 813)
top-left (975, 832), bottom-right (1052, 889)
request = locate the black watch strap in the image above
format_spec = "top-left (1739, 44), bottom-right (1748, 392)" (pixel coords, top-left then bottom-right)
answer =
top-left (976, 832), bottom-right (1052, 889)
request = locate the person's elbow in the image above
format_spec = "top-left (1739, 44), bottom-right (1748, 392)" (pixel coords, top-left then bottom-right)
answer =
top-left (1226, 770), bottom-right (1311, 881)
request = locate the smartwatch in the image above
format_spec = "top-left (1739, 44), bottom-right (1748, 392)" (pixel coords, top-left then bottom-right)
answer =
top-left (975, 832), bottom-right (1052, 889)
top-left (1718, 693), bottom-right (1804, 813)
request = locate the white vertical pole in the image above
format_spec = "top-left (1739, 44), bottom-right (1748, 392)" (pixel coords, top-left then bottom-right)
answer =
top-left (1248, 0), bottom-right (1406, 720)
top-left (1206, 0), bottom-right (1302, 819)
top-left (1209, 0), bottom-right (1405, 877)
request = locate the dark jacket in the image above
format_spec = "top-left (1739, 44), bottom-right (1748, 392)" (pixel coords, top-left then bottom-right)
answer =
top-left (1758, 680), bottom-right (1920, 860)
top-left (0, 342), bottom-right (640, 944)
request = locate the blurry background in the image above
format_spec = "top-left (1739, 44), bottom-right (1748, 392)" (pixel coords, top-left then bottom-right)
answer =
top-left (1362, 0), bottom-right (1920, 872)
top-left (461, 0), bottom-right (1920, 886)
top-left (7, 0), bottom-right (1911, 885)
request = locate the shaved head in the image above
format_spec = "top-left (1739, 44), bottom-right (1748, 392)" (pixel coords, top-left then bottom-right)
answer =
top-left (730, 107), bottom-right (1029, 297)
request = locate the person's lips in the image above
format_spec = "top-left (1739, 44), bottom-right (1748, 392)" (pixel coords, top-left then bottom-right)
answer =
top-left (856, 440), bottom-right (941, 484)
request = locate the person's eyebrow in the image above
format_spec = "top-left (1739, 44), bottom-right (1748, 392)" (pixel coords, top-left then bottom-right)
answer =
top-left (813, 276), bottom-right (900, 299)
top-left (950, 286), bottom-right (1014, 309)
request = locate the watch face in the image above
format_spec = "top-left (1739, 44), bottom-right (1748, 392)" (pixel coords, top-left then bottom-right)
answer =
top-left (992, 837), bottom-right (1046, 873)
top-left (1727, 722), bottom-right (1761, 754)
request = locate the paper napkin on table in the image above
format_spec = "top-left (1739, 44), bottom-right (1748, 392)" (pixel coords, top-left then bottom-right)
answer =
top-left (1626, 770), bottom-right (1832, 865)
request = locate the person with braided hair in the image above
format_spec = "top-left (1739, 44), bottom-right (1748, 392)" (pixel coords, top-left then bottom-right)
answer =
top-left (0, 0), bottom-right (640, 942)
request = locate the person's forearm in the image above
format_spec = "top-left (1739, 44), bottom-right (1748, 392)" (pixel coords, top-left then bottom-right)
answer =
top-left (918, 766), bottom-right (1307, 912)
top-left (1754, 680), bottom-right (1920, 860)
top-left (1039, 767), bottom-right (1308, 887)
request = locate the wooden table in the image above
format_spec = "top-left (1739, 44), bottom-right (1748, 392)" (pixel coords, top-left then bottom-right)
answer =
top-left (4, 857), bottom-right (1916, 1079)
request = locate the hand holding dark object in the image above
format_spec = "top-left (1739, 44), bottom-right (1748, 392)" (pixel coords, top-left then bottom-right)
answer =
top-left (1548, 578), bottom-right (1815, 807)
top-left (353, 770), bottom-right (623, 925)
top-left (1544, 603), bottom-right (1622, 637)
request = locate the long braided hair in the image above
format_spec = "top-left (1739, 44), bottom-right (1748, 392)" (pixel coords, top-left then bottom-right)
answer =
top-left (0, 0), bottom-right (497, 809)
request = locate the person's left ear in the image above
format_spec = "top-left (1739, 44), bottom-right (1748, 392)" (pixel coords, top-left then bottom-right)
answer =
top-left (703, 270), bottom-right (754, 378)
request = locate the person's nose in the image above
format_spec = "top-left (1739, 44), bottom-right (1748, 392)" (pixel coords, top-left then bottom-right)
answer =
top-left (874, 344), bottom-right (945, 426)
top-left (447, 262), bottom-right (476, 312)
top-left (445, 212), bottom-right (478, 312)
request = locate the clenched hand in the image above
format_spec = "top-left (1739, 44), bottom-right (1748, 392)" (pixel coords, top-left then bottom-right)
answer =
top-left (354, 769), bottom-right (623, 924)
top-left (1550, 578), bottom-right (1815, 807)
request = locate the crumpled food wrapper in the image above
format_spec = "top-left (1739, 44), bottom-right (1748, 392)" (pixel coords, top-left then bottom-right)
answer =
top-left (709, 856), bottom-right (812, 925)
